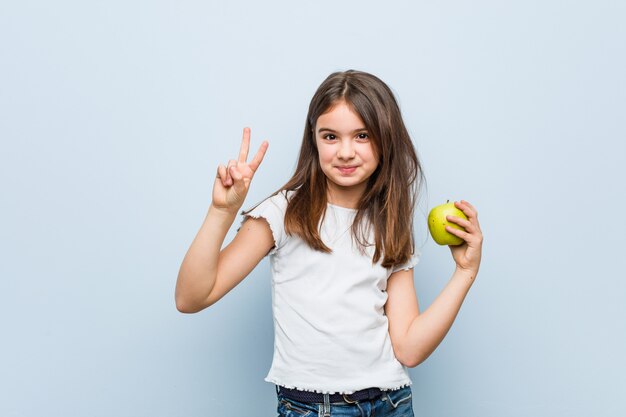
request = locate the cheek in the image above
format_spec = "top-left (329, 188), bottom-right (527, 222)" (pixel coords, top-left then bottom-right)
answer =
top-left (360, 143), bottom-right (378, 163)
top-left (317, 145), bottom-right (334, 164)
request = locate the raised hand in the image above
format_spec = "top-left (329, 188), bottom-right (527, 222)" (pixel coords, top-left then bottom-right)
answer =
top-left (212, 127), bottom-right (268, 213)
top-left (445, 200), bottom-right (483, 275)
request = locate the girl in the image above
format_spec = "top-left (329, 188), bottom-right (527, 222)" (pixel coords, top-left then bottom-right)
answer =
top-left (176, 70), bottom-right (483, 417)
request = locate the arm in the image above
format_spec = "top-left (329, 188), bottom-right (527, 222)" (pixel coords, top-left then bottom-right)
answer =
top-left (175, 127), bottom-right (270, 313)
top-left (385, 200), bottom-right (483, 367)
top-left (175, 208), bottom-right (274, 313)
top-left (385, 267), bottom-right (475, 367)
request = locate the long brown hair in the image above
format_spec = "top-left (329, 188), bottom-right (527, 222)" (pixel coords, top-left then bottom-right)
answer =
top-left (248, 70), bottom-right (423, 269)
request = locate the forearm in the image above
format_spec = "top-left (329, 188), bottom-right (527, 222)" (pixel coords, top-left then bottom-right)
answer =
top-left (402, 268), bottom-right (476, 366)
top-left (175, 205), bottom-right (237, 310)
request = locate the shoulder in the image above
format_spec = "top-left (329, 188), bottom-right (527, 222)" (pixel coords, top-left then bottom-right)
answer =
top-left (389, 250), bottom-right (421, 274)
top-left (247, 189), bottom-right (293, 216)
top-left (242, 189), bottom-right (295, 253)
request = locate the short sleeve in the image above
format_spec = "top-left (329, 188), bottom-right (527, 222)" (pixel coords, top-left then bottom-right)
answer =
top-left (241, 192), bottom-right (289, 256)
top-left (390, 249), bottom-right (421, 274)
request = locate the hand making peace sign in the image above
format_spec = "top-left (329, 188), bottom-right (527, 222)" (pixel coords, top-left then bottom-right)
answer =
top-left (212, 127), bottom-right (269, 214)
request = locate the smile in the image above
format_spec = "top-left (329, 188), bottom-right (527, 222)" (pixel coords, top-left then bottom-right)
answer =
top-left (336, 166), bottom-right (357, 174)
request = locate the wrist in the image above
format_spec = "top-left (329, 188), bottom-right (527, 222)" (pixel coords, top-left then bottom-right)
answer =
top-left (208, 203), bottom-right (240, 219)
top-left (453, 266), bottom-right (478, 283)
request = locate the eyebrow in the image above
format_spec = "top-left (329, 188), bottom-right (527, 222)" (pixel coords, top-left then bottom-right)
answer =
top-left (317, 127), bottom-right (368, 134)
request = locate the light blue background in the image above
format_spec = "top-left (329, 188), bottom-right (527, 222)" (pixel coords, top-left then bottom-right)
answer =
top-left (1, 1), bottom-right (624, 416)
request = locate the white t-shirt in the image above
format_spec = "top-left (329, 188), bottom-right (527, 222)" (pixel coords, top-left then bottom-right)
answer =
top-left (244, 190), bottom-right (420, 394)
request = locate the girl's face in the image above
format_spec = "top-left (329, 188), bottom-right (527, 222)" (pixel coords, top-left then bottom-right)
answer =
top-left (315, 100), bottom-right (379, 204)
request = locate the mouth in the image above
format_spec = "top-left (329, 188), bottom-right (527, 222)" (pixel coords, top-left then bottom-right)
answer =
top-left (336, 165), bottom-right (358, 174)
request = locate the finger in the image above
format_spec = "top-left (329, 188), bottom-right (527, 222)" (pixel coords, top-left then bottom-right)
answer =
top-left (445, 225), bottom-right (472, 243)
top-left (458, 200), bottom-right (482, 232)
top-left (458, 200), bottom-right (479, 217)
top-left (238, 127), bottom-right (251, 163)
top-left (446, 215), bottom-right (474, 232)
top-left (229, 165), bottom-right (246, 193)
top-left (217, 164), bottom-right (229, 186)
top-left (248, 140), bottom-right (269, 173)
top-left (447, 224), bottom-right (483, 247)
top-left (225, 159), bottom-right (237, 185)
top-left (454, 200), bottom-right (477, 221)
top-left (460, 199), bottom-right (475, 209)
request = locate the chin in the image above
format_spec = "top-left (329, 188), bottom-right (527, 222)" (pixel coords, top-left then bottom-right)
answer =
top-left (330, 178), bottom-right (367, 189)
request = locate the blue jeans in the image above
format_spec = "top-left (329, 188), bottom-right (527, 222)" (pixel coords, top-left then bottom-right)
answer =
top-left (276, 385), bottom-right (414, 417)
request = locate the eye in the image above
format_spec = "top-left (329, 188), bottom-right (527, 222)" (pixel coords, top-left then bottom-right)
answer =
top-left (323, 134), bottom-right (337, 140)
top-left (357, 132), bottom-right (369, 140)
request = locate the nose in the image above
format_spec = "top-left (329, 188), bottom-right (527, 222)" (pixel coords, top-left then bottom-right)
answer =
top-left (337, 139), bottom-right (356, 160)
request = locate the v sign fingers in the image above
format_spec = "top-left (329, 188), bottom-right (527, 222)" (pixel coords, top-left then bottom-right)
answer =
top-left (233, 127), bottom-right (268, 179)
top-left (211, 128), bottom-right (269, 214)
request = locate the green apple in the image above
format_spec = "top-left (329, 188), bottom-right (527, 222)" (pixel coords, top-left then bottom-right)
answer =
top-left (428, 201), bottom-right (468, 246)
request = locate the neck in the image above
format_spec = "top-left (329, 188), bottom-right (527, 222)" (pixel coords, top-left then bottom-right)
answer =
top-left (326, 182), bottom-right (366, 209)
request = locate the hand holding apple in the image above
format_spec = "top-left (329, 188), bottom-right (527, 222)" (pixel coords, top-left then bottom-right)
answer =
top-left (428, 201), bottom-right (469, 246)
top-left (429, 200), bottom-right (484, 276)
top-left (438, 200), bottom-right (483, 279)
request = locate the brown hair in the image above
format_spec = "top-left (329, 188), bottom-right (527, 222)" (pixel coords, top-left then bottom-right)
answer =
top-left (248, 70), bottom-right (423, 269)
